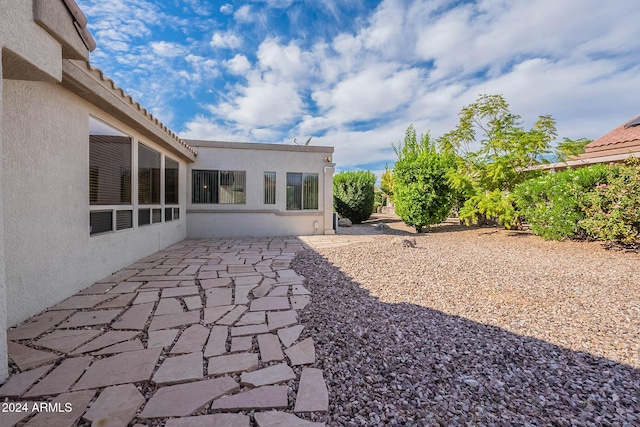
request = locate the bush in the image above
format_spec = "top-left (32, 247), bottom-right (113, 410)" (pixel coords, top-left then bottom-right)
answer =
top-left (579, 160), bottom-right (640, 244)
top-left (333, 171), bottom-right (376, 223)
top-left (511, 164), bottom-right (609, 240)
top-left (393, 128), bottom-right (456, 232)
top-left (459, 189), bottom-right (519, 229)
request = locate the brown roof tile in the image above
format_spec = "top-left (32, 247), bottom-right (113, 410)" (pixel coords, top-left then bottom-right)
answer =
top-left (586, 115), bottom-right (640, 149)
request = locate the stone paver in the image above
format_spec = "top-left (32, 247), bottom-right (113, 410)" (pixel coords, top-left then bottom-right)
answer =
top-left (139, 377), bottom-right (239, 418)
top-left (34, 329), bottom-right (102, 353)
top-left (0, 364), bottom-right (53, 398)
top-left (24, 390), bottom-right (95, 427)
top-left (50, 294), bottom-right (113, 310)
top-left (250, 296), bottom-right (290, 311)
top-left (24, 356), bottom-right (93, 397)
top-left (204, 326), bottom-right (228, 357)
top-left (7, 310), bottom-right (74, 340)
top-left (82, 384), bottom-right (145, 427)
top-left (268, 310), bottom-right (298, 331)
top-left (206, 287), bottom-right (233, 307)
top-left (171, 324), bottom-right (210, 354)
top-left (8, 341), bottom-right (60, 370)
top-left (240, 363), bottom-right (295, 387)
top-left (254, 411), bottom-right (325, 427)
top-left (294, 368), bottom-right (329, 413)
top-left (257, 333), bottom-right (285, 362)
top-left (166, 414), bottom-right (250, 427)
top-left (208, 352), bottom-right (259, 376)
top-left (148, 329), bottom-right (180, 348)
top-left (210, 385), bottom-right (288, 410)
top-left (285, 337), bottom-right (316, 366)
top-left (58, 309), bottom-right (122, 327)
top-left (155, 297), bottom-right (184, 315)
top-left (112, 302), bottom-right (154, 330)
top-left (153, 352), bottom-right (203, 385)
top-left (149, 311), bottom-right (200, 331)
top-left (70, 331), bottom-right (139, 355)
top-left (277, 325), bottom-right (305, 348)
top-left (1, 237), bottom-right (325, 425)
top-left (73, 348), bottom-right (162, 390)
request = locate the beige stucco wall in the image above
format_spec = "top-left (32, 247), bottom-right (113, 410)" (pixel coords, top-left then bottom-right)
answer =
top-left (186, 141), bottom-right (335, 238)
top-left (2, 79), bottom-right (188, 326)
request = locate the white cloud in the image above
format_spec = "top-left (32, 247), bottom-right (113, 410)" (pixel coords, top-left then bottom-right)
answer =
top-left (234, 5), bottom-right (253, 23)
top-left (150, 41), bottom-right (186, 57)
top-left (220, 4), bottom-right (233, 15)
top-left (225, 54), bottom-right (252, 75)
top-left (210, 31), bottom-right (243, 49)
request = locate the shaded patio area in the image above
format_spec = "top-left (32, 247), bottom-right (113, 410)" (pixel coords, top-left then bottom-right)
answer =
top-left (1, 238), bottom-right (327, 426)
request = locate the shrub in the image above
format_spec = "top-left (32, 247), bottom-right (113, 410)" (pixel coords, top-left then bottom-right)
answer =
top-left (511, 164), bottom-right (609, 240)
top-left (459, 189), bottom-right (520, 229)
top-left (333, 170), bottom-right (376, 223)
top-left (579, 159), bottom-right (640, 244)
top-left (393, 127), bottom-right (456, 232)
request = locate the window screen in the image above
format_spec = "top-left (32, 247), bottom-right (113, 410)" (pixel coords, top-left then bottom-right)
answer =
top-left (192, 170), bottom-right (246, 204)
top-left (264, 172), bottom-right (276, 204)
top-left (89, 119), bottom-right (131, 205)
top-left (165, 157), bottom-right (179, 204)
top-left (287, 173), bottom-right (318, 210)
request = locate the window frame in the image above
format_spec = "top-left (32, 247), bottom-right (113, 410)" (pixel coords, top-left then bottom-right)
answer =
top-left (286, 172), bottom-right (319, 210)
top-left (192, 169), bottom-right (247, 205)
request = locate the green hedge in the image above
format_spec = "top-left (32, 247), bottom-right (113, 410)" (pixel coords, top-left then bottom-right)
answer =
top-left (333, 171), bottom-right (376, 223)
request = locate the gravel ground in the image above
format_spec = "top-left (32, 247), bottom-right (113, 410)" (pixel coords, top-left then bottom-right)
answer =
top-left (293, 222), bottom-right (640, 425)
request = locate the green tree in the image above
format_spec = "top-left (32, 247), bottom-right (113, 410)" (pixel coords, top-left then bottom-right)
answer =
top-left (393, 125), bottom-right (456, 232)
top-left (554, 137), bottom-right (591, 162)
top-left (438, 94), bottom-right (557, 227)
top-left (380, 165), bottom-right (394, 202)
top-left (333, 170), bottom-right (376, 223)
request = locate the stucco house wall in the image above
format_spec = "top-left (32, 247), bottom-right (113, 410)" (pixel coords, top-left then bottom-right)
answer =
top-left (3, 79), bottom-right (190, 327)
top-left (185, 140), bottom-right (335, 238)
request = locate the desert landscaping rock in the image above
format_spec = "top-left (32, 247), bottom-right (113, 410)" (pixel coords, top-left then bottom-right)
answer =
top-left (284, 337), bottom-right (315, 366)
top-left (82, 383), bottom-right (144, 427)
top-left (254, 411), bottom-right (325, 427)
top-left (73, 348), bottom-right (161, 390)
top-left (207, 352), bottom-right (259, 376)
top-left (293, 368), bottom-right (329, 413)
top-left (165, 414), bottom-right (250, 427)
top-left (240, 363), bottom-right (295, 387)
top-left (139, 377), bottom-right (239, 418)
top-left (209, 385), bottom-right (288, 411)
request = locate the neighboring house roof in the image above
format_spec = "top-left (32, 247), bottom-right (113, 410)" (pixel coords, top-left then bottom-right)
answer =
top-left (530, 114), bottom-right (640, 171)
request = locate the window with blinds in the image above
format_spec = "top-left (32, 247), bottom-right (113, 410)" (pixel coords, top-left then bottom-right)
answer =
top-left (264, 172), bottom-right (276, 204)
top-left (138, 143), bottom-right (161, 205)
top-left (165, 157), bottom-right (179, 204)
top-left (192, 170), bottom-right (246, 204)
top-left (286, 173), bottom-right (318, 210)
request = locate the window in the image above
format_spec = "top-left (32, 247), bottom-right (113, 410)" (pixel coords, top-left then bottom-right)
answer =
top-left (165, 157), bottom-right (179, 204)
top-left (138, 144), bottom-right (161, 205)
top-left (89, 118), bottom-right (132, 235)
top-left (264, 172), bottom-right (276, 204)
top-left (192, 170), bottom-right (246, 204)
top-left (286, 173), bottom-right (318, 210)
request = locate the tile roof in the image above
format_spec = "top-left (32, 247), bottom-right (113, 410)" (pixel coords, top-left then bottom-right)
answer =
top-left (586, 115), bottom-right (640, 149)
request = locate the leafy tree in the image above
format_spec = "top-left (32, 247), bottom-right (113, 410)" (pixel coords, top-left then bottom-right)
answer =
top-left (393, 125), bottom-right (456, 232)
top-left (554, 137), bottom-right (591, 162)
top-left (438, 94), bottom-right (557, 228)
top-left (380, 165), bottom-right (394, 202)
top-left (333, 170), bottom-right (376, 223)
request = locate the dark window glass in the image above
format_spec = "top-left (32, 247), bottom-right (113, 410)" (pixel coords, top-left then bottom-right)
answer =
top-left (116, 210), bottom-right (133, 230)
top-left (139, 208), bottom-right (151, 226)
top-left (287, 173), bottom-right (318, 210)
top-left (286, 173), bottom-right (302, 210)
top-left (174, 207), bottom-right (180, 220)
top-left (165, 157), bottom-right (179, 204)
top-left (192, 170), bottom-right (218, 203)
top-left (264, 172), bottom-right (276, 204)
top-left (90, 211), bottom-right (112, 235)
top-left (138, 144), bottom-right (161, 205)
top-left (192, 170), bottom-right (246, 204)
top-left (152, 208), bottom-right (162, 223)
top-left (165, 207), bottom-right (173, 221)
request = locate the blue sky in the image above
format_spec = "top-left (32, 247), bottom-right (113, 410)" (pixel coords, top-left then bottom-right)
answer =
top-left (77, 0), bottom-right (640, 177)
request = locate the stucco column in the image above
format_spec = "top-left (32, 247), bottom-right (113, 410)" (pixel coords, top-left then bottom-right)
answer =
top-left (323, 165), bottom-right (335, 235)
top-left (0, 56), bottom-right (9, 382)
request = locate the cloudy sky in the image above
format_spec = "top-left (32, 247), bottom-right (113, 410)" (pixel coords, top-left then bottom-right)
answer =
top-left (77, 0), bottom-right (640, 176)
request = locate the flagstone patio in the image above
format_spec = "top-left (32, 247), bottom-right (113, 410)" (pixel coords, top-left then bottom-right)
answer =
top-left (0, 238), bottom-right (328, 427)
